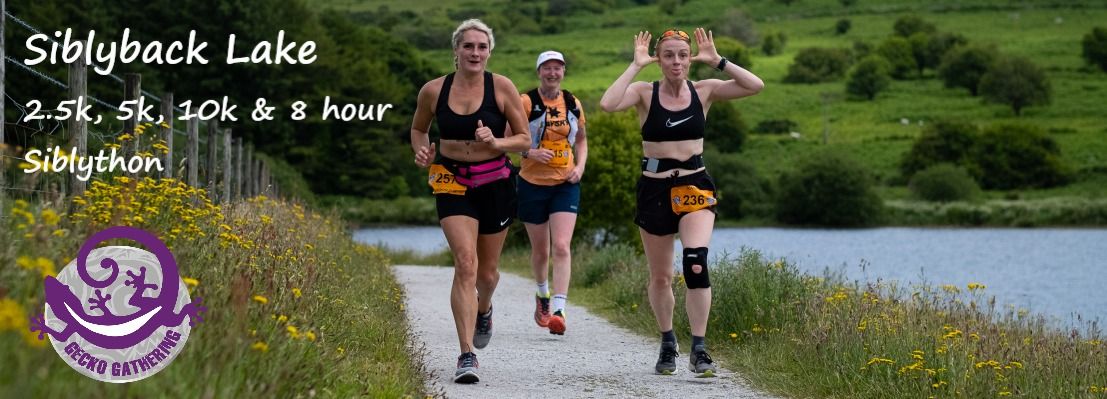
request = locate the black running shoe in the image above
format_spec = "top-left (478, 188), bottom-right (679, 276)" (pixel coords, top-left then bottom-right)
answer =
top-left (655, 341), bottom-right (679, 375)
top-left (689, 344), bottom-right (717, 378)
top-left (474, 306), bottom-right (493, 349)
top-left (454, 352), bottom-right (479, 383)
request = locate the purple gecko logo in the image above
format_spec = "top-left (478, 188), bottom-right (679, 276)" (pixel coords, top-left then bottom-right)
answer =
top-left (30, 226), bottom-right (206, 383)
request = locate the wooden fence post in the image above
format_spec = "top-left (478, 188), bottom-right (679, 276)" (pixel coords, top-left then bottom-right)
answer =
top-left (123, 74), bottom-right (141, 160)
top-left (161, 92), bottom-right (174, 179)
top-left (234, 137), bottom-right (242, 201)
top-left (68, 60), bottom-right (87, 198)
top-left (244, 145), bottom-right (253, 198)
top-left (187, 118), bottom-right (198, 187)
top-left (222, 128), bottom-right (232, 204)
top-left (206, 120), bottom-right (219, 201)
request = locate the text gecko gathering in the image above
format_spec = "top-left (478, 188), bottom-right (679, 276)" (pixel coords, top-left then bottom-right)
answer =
top-left (24, 28), bottom-right (318, 76)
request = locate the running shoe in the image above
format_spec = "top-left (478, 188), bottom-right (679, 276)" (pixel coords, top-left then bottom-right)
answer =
top-left (689, 344), bottom-right (717, 378)
top-left (474, 306), bottom-right (493, 349)
top-left (548, 310), bottom-right (566, 335)
top-left (534, 294), bottom-right (551, 327)
top-left (655, 341), bottom-right (679, 375)
top-left (454, 352), bottom-right (480, 383)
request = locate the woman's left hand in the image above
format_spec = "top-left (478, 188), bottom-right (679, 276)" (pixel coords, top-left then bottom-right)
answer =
top-left (566, 165), bottom-right (585, 184)
top-left (691, 27), bottom-right (722, 66)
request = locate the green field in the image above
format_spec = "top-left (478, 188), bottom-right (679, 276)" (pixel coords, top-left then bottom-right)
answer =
top-left (314, 0), bottom-right (1107, 207)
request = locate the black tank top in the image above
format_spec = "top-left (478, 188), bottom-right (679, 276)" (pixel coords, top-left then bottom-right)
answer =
top-left (641, 81), bottom-right (706, 142)
top-left (435, 72), bottom-right (507, 141)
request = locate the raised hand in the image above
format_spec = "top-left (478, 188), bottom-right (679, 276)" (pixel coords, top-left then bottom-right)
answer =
top-left (691, 27), bottom-right (721, 65)
top-left (415, 142), bottom-right (436, 168)
top-left (633, 31), bottom-right (657, 68)
top-left (475, 119), bottom-right (497, 147)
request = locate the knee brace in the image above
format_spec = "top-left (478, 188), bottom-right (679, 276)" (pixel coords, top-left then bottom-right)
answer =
top-left (682, 247), bottom-right (710, 289)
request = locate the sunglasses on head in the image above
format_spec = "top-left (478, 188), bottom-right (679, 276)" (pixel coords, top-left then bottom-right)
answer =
top-left (658, 29), bottom-right (690, 43)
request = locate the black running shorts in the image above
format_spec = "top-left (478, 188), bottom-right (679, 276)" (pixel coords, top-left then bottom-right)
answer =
top-left (635, 170), bottom-right (717, 236)
top-left (436, 177), bottom-right (517, 235)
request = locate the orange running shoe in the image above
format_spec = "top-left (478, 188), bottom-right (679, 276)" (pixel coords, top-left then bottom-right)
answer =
top-left (534, 294), bottom-right (551, 327)
top-left (548, 310), bottom-right (566, 335)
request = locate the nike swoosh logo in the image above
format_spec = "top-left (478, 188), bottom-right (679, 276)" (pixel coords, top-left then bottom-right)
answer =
top-left (500, 218), bottom-right (510, 226)
top-left (666, 116), bottom-right (694, 128)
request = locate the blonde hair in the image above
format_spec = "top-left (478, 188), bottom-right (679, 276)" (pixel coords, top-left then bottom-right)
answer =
top-left (451, 19), bottom-right (495, 51)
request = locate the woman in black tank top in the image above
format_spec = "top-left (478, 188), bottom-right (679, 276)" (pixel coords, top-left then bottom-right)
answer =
top-left (407, 19), bottom-right (531, 384)
top-left (599, 27), bottom-right (765, 377)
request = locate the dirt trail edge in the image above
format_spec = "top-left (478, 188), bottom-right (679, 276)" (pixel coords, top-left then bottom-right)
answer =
top-left (394, 265), bottom-right (779, 399)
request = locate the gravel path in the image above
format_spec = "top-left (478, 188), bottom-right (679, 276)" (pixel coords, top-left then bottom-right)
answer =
top-left (394, 265), bottom-right (779, 399)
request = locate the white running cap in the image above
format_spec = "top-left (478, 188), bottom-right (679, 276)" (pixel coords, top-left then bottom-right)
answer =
top-left (536, 50), bottom-right (565, 69)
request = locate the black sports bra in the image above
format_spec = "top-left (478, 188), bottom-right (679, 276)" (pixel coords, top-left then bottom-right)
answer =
top-left (435, 72), bottom-right (507, 141)
top-left (641, 81), bottom-right (706, 142)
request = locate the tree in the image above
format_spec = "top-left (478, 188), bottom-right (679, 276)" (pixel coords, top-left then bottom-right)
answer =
top-left (715, 9), bottom-right (759, 47)
top-left (979, 56), bottom-right (1052, 116)
top-left (703, 102), bottom-right (748, 153)
top-left (577, 112), bottom-right (641, 245)
top-left (836, 19), bottom-right (852, 35)
top-left (899, 120), bottom-right (979, 178)
top-left (762, 31), bottom-right (788, 56)
top-left (893, 15), bottom-right (936, 38)
top-left (967, 124), bottom-right (1069, 189)
top-left (775, 149), bottom-right (882, 226)
top-left (909, 164), bottom-right (979, 202)
top-left (847, 56), bottom-right (892, 100)
top-left (784, 47), bottom-right (853, 83)
top-left (938, 45), bottom-right (997, 96)
top-left (877, 37), bottom-right (916, 79)
top-left (1082, 27), bottom-right (1107, 72)
top-left (909, 32), bottom-right (967, 76)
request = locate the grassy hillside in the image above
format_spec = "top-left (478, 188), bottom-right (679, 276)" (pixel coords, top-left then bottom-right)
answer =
top-left (313, 0), bottom-right (1107, 218)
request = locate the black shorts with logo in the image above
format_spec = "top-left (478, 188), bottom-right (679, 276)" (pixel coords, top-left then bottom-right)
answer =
top-left (436, 177), bottom-right (517, 235)
top-left (635, 170), bottom-right (717, 236)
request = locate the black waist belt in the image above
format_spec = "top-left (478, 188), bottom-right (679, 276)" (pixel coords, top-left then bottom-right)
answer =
top-left (641, 154), bottom-right (704, 173)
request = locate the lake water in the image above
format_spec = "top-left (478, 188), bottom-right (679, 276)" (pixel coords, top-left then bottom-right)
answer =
top-left (354, 226), bottom-right (1107, 326)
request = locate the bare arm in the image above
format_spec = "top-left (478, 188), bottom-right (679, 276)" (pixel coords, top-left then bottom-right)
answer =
top-left (410, 80), bottom-right (438, 168)
top-left (567, 120), bottom-right (588, 183)
top-left (691, 28), bottom-right (764, 103)
top-left (487, 74), bottom-right (531, 152)
top-left (600, 31), bottom-right (656, 112)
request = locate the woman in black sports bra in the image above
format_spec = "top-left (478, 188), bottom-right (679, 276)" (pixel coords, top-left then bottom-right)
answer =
top-left (599, 28), bottom-right (764, 377)
top-left (408, 18), bottom-right (531, 384)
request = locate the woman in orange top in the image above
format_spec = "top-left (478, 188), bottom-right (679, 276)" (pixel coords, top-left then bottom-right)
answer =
top-left (514, 50), bottom-right (588, 336)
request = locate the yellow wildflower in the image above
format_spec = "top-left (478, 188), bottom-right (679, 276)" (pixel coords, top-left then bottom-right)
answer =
top-left (967, 282), bottom-right (986, 291)
top-left (286, 325), bottom-right (300, 339)
top-left (251, 341), bottom-right (269, 352)
top-left (729, 333), bottom-right (738, 339)
top-left (252, 295), bottom-right (269, 304)
top-left (183, 277), bottom-right (199, 287)
top-left (41, 209), bottom-right (60, 226)
top-left (292, 288), bottom-right (302, 299)
top-left (306, 331), bottom-right (317, 342)
top-left (277, 315), bottom-right (288, 323)
top-left (866, 357), bottom-right (895, 366)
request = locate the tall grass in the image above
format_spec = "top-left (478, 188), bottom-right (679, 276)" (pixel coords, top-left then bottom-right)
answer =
top-left (506, 244), bottom-right (1106, 398)
top-left (0, 178), bottom-right (426, 397)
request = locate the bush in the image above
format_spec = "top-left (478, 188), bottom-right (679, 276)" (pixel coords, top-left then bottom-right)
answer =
top-left (753, 119), bottom-right (799, 134)
top-left (908, 163), bottom-right (979, 202)
top-left (704, 102), bottom-right (748, 152)
top-left (938, 44), bottom-right (998, 96)
top-left (761, 31), bottom-right (787, 56)
top-left (1082, 27), bottom-right (1107, 72)
top-left (710, 152), bottom-right (773, 220)
top-left (910, 32), bottom-right (967, 76)
top-left (893, 15), bottom-right (936, 38)
top-left (846, 55), bottom-right (892, 100)
top-left (899, 120), bottom-right (979, 178)
top-left (775, 149), bottom-right (882, 226)
top-left (876, 37), bottom-right (916, 79)
top-left (715, 9), bottom-right (759, 47)
top-left (979, 56), bottom-right (1052, 116)
top-left (578, 112), bottom-right (641, 245)
top-left (967, 124), bottom-right (1069, 190)
top-left (835, 19), bottom-right (851, 35)
top-left (784, 47), bottom-right (853, 84)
